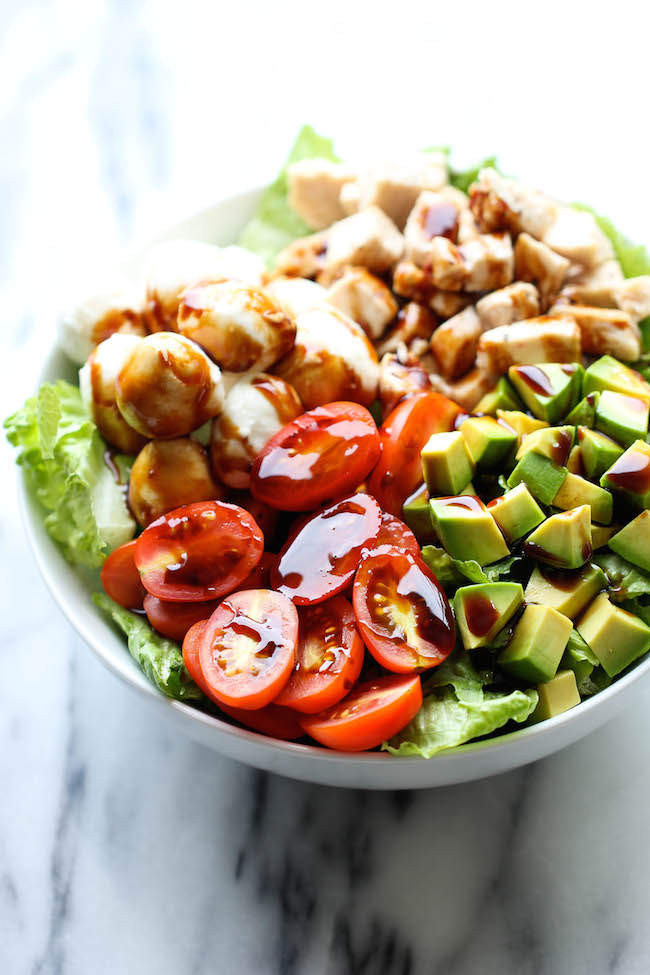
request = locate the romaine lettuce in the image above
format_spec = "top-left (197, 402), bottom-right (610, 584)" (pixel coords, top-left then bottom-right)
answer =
top-left (593, 552), bottom-right (650, 602)
top-left (571, 203), bottom-right (650, 278)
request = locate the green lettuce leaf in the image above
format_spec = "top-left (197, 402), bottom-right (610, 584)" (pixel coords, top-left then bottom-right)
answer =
top-left (420, 544), bottom-right (487, 589)
top-left (578, 666), bottom-right (612, 698)
top-left (483, 556), bottom-right (522, 583)
top-left (449, 156), bottom-right (498, 194)
top-left (571, 203), bottom-right (650, 278)
top-left (593, 552), bottom-right (650, 601)
top-left (5, 381), bottom-right (135, 567)
top-left (93, 593), bottom-right (204, 701)
top-left (238, 125), bottom-right (339, 266)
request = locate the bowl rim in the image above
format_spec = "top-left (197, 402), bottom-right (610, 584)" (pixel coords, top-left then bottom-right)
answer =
top-left (19, 183), bottom-right (650, 772)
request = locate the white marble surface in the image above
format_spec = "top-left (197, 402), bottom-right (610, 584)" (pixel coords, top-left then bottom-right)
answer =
top-left (3, 2), bottom-right (650, 972)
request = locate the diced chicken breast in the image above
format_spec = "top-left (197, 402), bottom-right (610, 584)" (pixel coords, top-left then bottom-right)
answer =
top-left (177, 280), bottom-right (295, 372)
top-left (324, 206), bottom-right (404, 274)
top-left (430, 305), bottom-right (481, 380)
top-left (79, 334), bottom-right (147, 454)
top-left (265, 277), bottom-right (328, 318)
top-left (615, 275), bottom-right (650, 322)
top-left (542, 207), bottom-right (614, 267)
top-left (392, 261), bottom-right (471, 318)
top-left (460, 233), bottom-right (514, 292)
top-left (469, 168), bottom-right (557, 238)
top-left (378, 351), bottom-right (431, 417)
top-left (211, 373), bottom-right (303, 489)
top-left (274, 306), bottom-right (379, 408)
top-left (376, 301), bottom-right (438, 356)
top-left (476, 315), bottom-right (582, 374)
top-left (476, 282), bottom-right (540, 331)
top-left (429, 237), bottom-right (467, 290)
top-left (560, 259), bottom-right (623, 308)
top-left (457, 208), bottom-right (480, 243)
top-left (287, 158), bottom-right (356, 230)
top-left (403, 189), bottom-right (464, 267)
top-left (429, 368), bottom-right (496, 411)
top-left (274, 232), bottom-right (328, 278)
top-left (129, 439), bottom-right (223, 527)
top-left (514, 233), bottom-right (570, 310)
top-left (325, 267), bottom-right (398, 339)
top-left (58, 278), bottom-right (146, 365)
top-left (552, 305), bottom-right (641, 362)
top-left (341, 153), bottom-right (448, 229)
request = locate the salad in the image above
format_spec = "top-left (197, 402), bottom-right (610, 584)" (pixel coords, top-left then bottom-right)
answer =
top-left (7, 125), bottom-right (650, 757)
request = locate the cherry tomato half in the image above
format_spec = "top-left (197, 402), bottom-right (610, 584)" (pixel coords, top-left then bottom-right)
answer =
top-left (100, 540), bottom-right (146, 610)
top-left (368, 392), bottom-right (461, 516)
top-left (238, 551), bottom-right (278, 591)
top-left (368, 511), bottom-right (420, 558)
top-left (274, 596), bottom-right (365, 713)
top-left (144, 594), bottom-right (217, 641)
top-left (299, 674), bottom-right (423, 751)
top-left (250, 402), bottom-right (381, 511)
top-left (182, 620), bottom-right (212, 695)
top-left (134, 501), bottom-right (264, 602)
top-left (272, 493), bottom-right (382, 605)
top-left (198, 589), bottom-right (298, 709)
top-left (353, 546), bottom-right (456, 673)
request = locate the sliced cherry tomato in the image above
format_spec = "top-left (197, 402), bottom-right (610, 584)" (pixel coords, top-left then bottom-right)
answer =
top-left (182, 620), bottom-right (212, 695)
top-left (250, 402), bottom-right (381, 511)
top-left (272, 493), bottom-right (382, 605)
top-left (368, 392), bottom-right (461, 516)
top-left (274, 596), bottom-right (365, 713)
top-left (217, 701), bottom-right (304, 740)
top-left (198, 589), bottom-right (298, 709)
top-left (353, 546), bottom-right (456, 673)
top-left (228, 490), bottom-right (280, 543)
top-left (299, 674), bottom-right (423, 751)
top-left (144, 594), bottom-right (217, 641)
top-left (100, 540), bottom-right (146, 610)
top-left (134, 501), bottom-right (264, 602)
top-left (238, 551), bottom-right (278, 590)
top-left (369, 511), bottom-right (420, 558)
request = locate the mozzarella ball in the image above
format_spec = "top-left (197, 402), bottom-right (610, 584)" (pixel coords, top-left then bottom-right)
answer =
top-left (129, 438), bottom-right (224, 527)
top-left (265, 276), bottom-right (328, 318)
top-left (143, 240), bottom-right (265, 330)
top-left (116, 332), bottom-right (225, 439)
top-left (378, 351), bottom-right (431, 417)
top-left (59, 278), bottom-right (146, 365)
top-left (211, 373), bottom-right (303, 489)
top-left (177, 280), bottom-right (296, 372)
top-left (274, 306), bottom-right (379, 408)
top-left (79, 334), bottom-right (147, 454)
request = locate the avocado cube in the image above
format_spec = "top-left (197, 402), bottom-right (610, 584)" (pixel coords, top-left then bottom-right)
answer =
top-left (487, 483), bottom-right (545, 542)
top-left (566, 445), bottom-right (585, 475)
top-left (566, 392), bottom-right (600, 427)
top-left (402, 486), bottom-right (437, 544)
top-left (460, 416), bottom-right (517, 469)
top-left (560, 629), bottom-right (599, 683)
top-left (531, 670), bottom-right (581, 722)
top-left (577, 427), bottom-right (624, 480)
top-left (583, 355), bottom-right (650, 405)
top-left (429, 495), bottom-right (510, 565)
top-left (453, 582), bottom-right (524, 650)
top-left (508, 362), bottom-right (583, 423)
top-left (475, 377), bottom-right (524, 415)
top-left (421, 431), bottom-right (475, 496)
top-left (594, 391), bottom-right (649, 448)
top-left (498, 604), bottom-right (573, 683)
top-left (576, 592), bottom-right (650, 676)
top-left (609, 510), bottom-right (650, 572)
top-left (600, 440), bottom-right (650, 510)
top-left (507, 450), bottom-right (567, 506)
top-left (515, 425), bottom-right (574, 467)
top-left (553, 472), bottom-right (613, 524)
top-left (525, 562), bottom-right (607, 619)
top-left (524, 505), bottom-right (592, 569)
top-left (592, 523), bottom-right (619, 549)
top-left (496, 410), bottom-right (549, 440)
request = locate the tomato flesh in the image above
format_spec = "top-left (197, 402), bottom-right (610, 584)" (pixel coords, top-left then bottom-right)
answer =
top-left (274, 595), bottom-right (365, 713)
top-left (299, 674), bottom-right (423, 751)
top-left (353, 546), bottom-right (455, 673)
top-left (198, 589), bottom-right (298, 709)
top-left (238, 551), bottom-right (278, 591)
top-left (272, 493), bottom-right (382, 605)
top-left (144, 594), bottom-right (217, 641)
top-left (250, 402), bottom-right (381, 511)
top-left (368, 511), bottom-right (420, 558)
top-left (217, 701), bottom-right (304, 740)
top-left (101, 540), bottom-right (146, 610)
top-left (368, 392), bottom-right (461, 516)
top-left (135, 500), bottom-right (264, 602)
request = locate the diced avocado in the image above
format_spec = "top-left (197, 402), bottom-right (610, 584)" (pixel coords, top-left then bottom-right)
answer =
top-left (577, 427), bottom-right (624, 480)
top-left (566, 392), bottom-right (600, 427)
top-left (594, 390), bottom-right (649, 448)
top-left (515, 425), bottom-right (574, 467)
top-left (592, 523), bottom-right (619, 549)
top-left (496, 410), bottom-right (549, 439)
top-left (600, 439), bottom-right (650, 510)
top-left (460, 416), bottom-right (517, 469)
top-left (524, 505), bottom-right (592, 569)
top-left (498, 604), bottom-right (573, 683)
top-left (583, 355), bottom-right (650, 405)
top-left (576, 592), bottom-right (650, 676)
top-left (608, 510), bottom-right (650, 572)
top-left (460, 480), bottom-right (477, 495)
top-left (524, 562), bottom-right (607, 619)
top-left (429, 495), bottom-right (510, 565)
top-left (531, 670), bottom-right (581, 722)
top-left (487, 483), bottom-right (545, 542)
top-left (453, 582), bottom-right (524, 650)
top-left (507, 450), bottom-right (567, 505)
top-left (508, 362), bottom-right (583, 423)
top-left (475, 377), bottom-right (524, 415)
top-left (402, 485), bottom-right (437, 544)
top-left (553, 472), bottom-right (613, 524)
top-left (421, 431), bottom-right (475, 496)
top-left (566, 445), bottom-right (584, 475)
top-left (560, 629), bottom-right (599, 684)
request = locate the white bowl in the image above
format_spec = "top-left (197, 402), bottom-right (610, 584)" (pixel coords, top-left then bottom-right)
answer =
top-left (21, 186), bottom-right (650, 789)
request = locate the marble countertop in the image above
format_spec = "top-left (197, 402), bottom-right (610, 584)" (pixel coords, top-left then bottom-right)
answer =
top-left (3, 2), bottom-right (650, 972)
